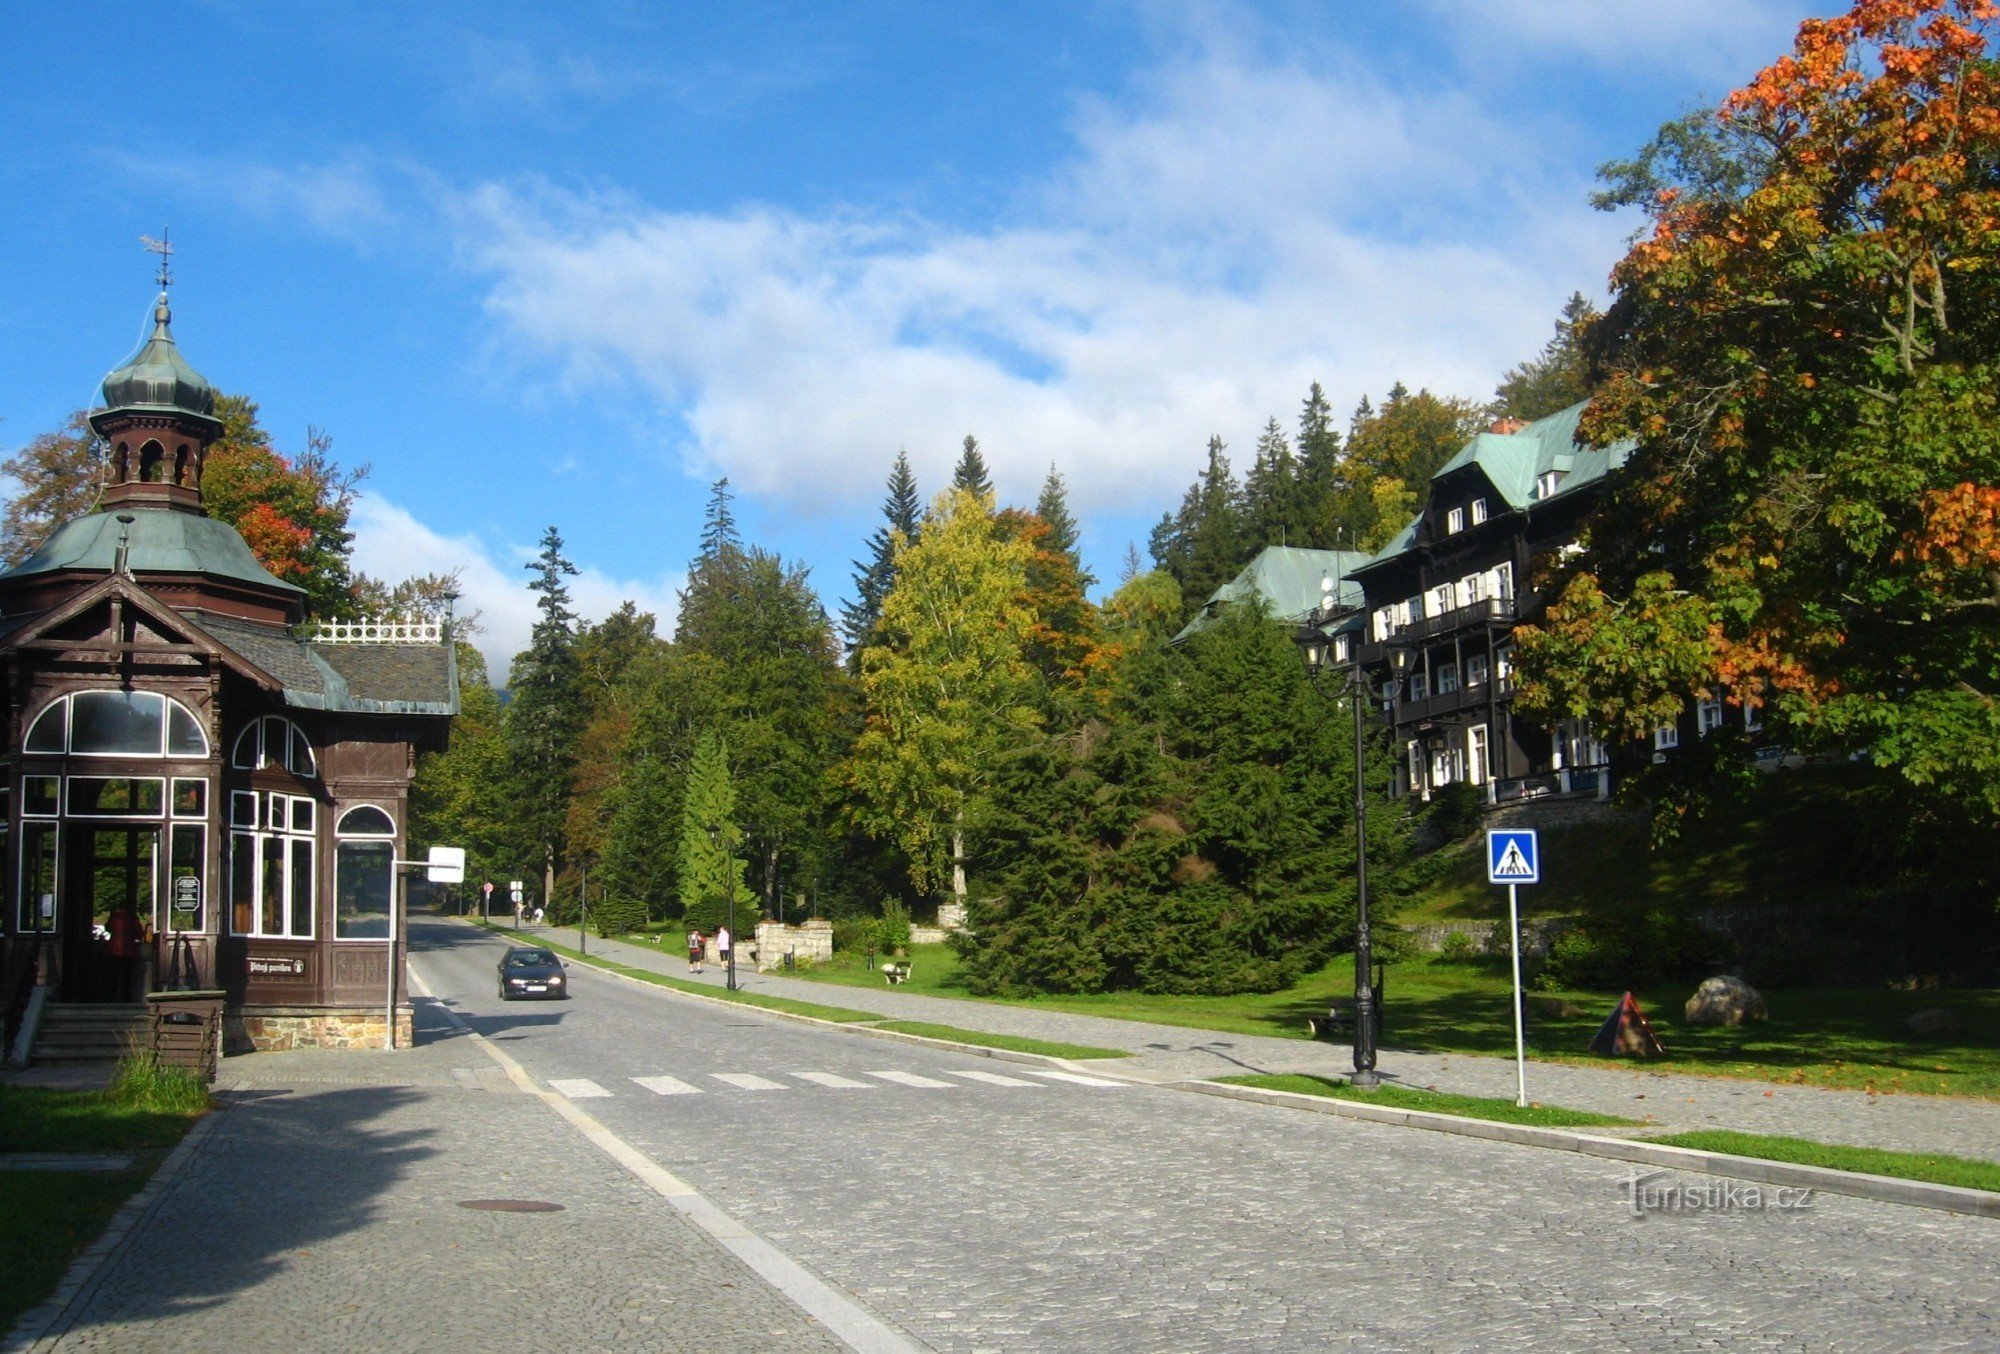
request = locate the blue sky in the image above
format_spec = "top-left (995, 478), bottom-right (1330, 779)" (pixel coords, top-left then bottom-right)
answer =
top-left (1, 1), bottom-right (1825, 673)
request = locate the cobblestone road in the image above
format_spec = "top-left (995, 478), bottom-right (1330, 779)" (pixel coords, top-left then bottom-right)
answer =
top-left (436, 920), bottom-right (2000, 1351)
top-left (19, 989), bottom-right (848, 1353)
top-left (512, 923), bottom-right (2000, 1164)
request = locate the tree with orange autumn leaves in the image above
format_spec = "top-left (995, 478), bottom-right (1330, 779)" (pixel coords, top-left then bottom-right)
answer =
top-left (1514, 0), bottom-right (2000, 814)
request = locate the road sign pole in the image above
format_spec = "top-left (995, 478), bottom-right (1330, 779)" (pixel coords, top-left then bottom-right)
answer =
top-left (1508, 881), bottom-right (1527, 1107)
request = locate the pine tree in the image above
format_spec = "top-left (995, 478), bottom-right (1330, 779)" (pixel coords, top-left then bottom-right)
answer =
top-left (840, 451), bottom-right (921, 659)
top-left (1294, 382), bottom-right (1345, 549)
top-left (952, 434), bottom-right (993, 499)
top-left (504, 526), bottom-right (585, 911)
top-left (697, 477), bottom-right (741, 561)
top-left (675, 728), bottom-right (756, 935)
top-left (1034, 464), bottom-right (1084, 565)
top-left (1150, 435), bottom-right (1245, 620)
top-left (1242, 417), bottom-right (1300, 549)
top-left (1493, 292), bottom-right (1599, 421)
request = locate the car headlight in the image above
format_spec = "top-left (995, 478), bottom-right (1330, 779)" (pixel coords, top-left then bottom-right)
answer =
top-left (549, 975), bottom-right (564, 985)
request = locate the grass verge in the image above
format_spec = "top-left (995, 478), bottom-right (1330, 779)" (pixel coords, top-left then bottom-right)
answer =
top-left (871, 1021), bottom-right (1128, 1060)
top-left (0, 1169), bottom-right (150, 1332)
top-left (1217, 1073), bottom-right (1640, 1128)
top-left (1648, 1130), bottom-right (2000, 1194)
top-left (0, 1053), bottom-right (210, 1330)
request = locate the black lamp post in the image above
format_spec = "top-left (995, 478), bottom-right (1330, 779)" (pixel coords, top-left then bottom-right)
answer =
top-left (1296, 579), bottom-right (1411, 1089)
top-left (705, 824), bottom-right (737, 992)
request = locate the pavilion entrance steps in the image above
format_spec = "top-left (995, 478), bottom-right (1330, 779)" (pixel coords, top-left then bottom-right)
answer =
top-left (33, 1002), bottom-right (150, 1064)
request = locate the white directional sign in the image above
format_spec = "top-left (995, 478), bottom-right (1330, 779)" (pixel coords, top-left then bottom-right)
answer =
top-left (427, 845), bottom-right (466, 884)
top-left (1487, 829), bottom-right (1540, 885)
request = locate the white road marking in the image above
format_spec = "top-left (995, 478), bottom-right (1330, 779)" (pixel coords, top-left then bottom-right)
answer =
top-left (632, 1075), bottom-right (703, 1096)
top-left (712, 1073), bottom-right (789, 1091)
top-left (866, 1070), bottom-right (956, 1088)
top-left (550, 1078), bottom-right (613, 1099)
top-left (793, 1072), bottom-right (875, 1089)
top-left (947, 1068), bottom-right (1043, 1088)
top-left (1015, 1068), bottom-right (1128, 1088)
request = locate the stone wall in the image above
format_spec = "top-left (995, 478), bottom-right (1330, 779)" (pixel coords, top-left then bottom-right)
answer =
top-left (226, 1004), bottom-right (414, 1053)
top-left (907, 925), bottom-right (948, 947)
top-left (1485, 797), bottom-right (1641, 832)
top-left (1396, 918), bottom-right (1574, 960)
top-left (754, 918), bottom-right (834, 971)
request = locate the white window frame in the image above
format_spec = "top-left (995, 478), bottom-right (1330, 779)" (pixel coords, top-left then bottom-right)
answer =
top-left (231, 715), bottom-right (318, 779)
top-left (1495, 646), bottom-right (1513, 683)
top-left (1436, 663), bottom-right (1460, 695)
top-left (24, 691), bottom-right (209, 759)
top-left (1745, 697), bottom-right (1764, 732)
top-left (1494, 562), bottom-right (1514, 599)
top-left (1467, 725), bottom-right (1490, 786)
top-left (231, 790), bottom-right (317, 939)
top-left (1407, 670), bottom-right (1429, 702)
top-left (1447, 506), bottom-right (1466, 534)
top-left (1466, 654), bottom-right (1489, 687)
top-left (1470, 497), bottom-right (1488, 525)
top-left (1407, 740), bottom-right (1425, 797)
top-left (1654, 724), bottom-right (1680, 750)
top-left (334, 804), bottom-right (398, 941)
top-left (1697, 693), bottom-right (1726, 737)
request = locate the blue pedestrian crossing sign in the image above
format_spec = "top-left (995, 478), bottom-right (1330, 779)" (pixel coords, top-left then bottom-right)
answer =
top-left (1487, 829), bottom-right (1540, 885)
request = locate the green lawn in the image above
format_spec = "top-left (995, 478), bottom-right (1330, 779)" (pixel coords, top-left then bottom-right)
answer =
top-left (1650, 1130), bottom-right (2000, 1194)
top-left (0, 1068), bottom-right (209, 1330)
top-left (787, 939), bottom-right (2000, 1098)
top-left (1218, 1073), bottom-right (1638, 1128)
top-left (0, 1169), bottom-right (150, 1331)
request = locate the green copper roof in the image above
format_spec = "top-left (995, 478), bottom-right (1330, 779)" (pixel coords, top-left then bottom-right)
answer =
top-left (97, 295), bottom-right (217, 421)
top-left (1, 509), bottom-right (304, 597)
top-left (1175, 546), bottom-right (1373, 641)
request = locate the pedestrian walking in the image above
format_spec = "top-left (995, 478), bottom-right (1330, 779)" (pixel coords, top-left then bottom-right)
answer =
top-left (687, 928), bottom-right (704, 973)
top-left (715, 926), bottom-right (731, 969)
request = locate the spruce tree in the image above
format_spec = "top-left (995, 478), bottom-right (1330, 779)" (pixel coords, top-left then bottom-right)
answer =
top-left (1243, 417), bottom-right (1300, 549)
top-left (504, 526), bottom-right (585, 911)
top-left (675, 729), bottom-right (757, 934)
top-left (952, 434), bottom-right (993, 499)
top-left (841, 451), bottom-right (921, 658)
top-left (1493, 292), bottom-right (1599, 421)
top-left (1294, 382), bottom-right (1345, 549)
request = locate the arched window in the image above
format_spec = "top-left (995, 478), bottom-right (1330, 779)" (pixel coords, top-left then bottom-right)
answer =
top-left (229, 715), bottom-right (317, 777)
top-left (138, 440), bottom-right (164, 483)
top-left (24, 692), bottom-right (208, 758)
top-left (334, 805), bottom-right (396, 940)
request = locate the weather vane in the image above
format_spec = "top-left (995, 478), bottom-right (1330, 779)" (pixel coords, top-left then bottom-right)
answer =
top-left (140, 227), bottom-right (173, 291)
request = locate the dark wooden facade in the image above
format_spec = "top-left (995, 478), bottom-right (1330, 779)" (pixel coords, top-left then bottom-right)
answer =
top-left (0, 293), bottom-right (455, 1051)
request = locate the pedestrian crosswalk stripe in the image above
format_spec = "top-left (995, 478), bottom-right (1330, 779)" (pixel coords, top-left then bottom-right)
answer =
top-left (792, 1071), bottom-right (874, 1089)
top-left (632, 1075), bottom-right (702, 1096)
top-left (550, 1078), bottom-right (612, 1099)
top-left (866, 1070), bottom-right (955, 1088)
top-left (947, 1069), bottom-right (1043, 1088)
top-left (711, 1073), bottom-right (788, 1091)
top-left (1015, 1068), bottom-right (1127, 1088)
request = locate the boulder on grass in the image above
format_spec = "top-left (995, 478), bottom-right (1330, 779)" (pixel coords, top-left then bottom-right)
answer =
top-left (1684, 975), bottom-right (1767, 1026)
top-left (1903, 1007), bottom-right (1963, 1039)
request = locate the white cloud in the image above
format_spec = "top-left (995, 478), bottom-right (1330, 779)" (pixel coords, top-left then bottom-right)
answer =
top-left (1417, 0), bottom-right (1813, 87)
top-left (349, 496), bottom-right (682, 680)
top-left (448, 31), bottom-right (1626, 524)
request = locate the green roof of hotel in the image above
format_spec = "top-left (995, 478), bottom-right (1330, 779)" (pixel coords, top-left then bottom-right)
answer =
top-left (2, 508), bottom-right (305, 597)
top-left (1352, 401), bottom-right (1634, 574)
top-left (1174, 545), bottom-right (1372, 641)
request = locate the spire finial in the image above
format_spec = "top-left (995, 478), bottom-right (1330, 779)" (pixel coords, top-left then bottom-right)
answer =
top-left (140, 227), bottom-right (174, 293)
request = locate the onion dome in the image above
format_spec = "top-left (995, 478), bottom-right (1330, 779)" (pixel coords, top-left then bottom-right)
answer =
top-left (96, 293), bottom-right (219, 426)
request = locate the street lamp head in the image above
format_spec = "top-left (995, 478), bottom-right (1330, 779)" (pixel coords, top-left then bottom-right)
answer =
top-left (1293, 622), bottom-right (1330, 676)
top-left (1387, 640), bottom-right (1415, 678)
top-left (704, 823), bottom-right (721, 849)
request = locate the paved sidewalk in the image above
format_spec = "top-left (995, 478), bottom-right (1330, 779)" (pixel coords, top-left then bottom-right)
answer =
top-left (502, 920), bottom-right (2000, 1164)
top-left (10, 1010), bottom-right (846, 1353)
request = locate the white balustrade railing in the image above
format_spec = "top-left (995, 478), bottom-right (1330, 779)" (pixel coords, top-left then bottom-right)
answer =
top-left (308, 618), bottom-right (444, 644)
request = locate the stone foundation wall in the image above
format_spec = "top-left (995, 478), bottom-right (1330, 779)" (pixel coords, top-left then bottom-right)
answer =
top-left (1485, 797), bottom-right (1640, 831)
top-left (754, 919), bottom-right (834, 971)
top-left (226, 1004), bottom-right (414, 1053)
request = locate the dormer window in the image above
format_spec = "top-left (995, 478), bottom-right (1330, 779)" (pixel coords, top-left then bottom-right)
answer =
top-left (1536, 470), bottom-right (1567, 499)
top-left (1471, 497), bottom-right (1488, 524)
top-left (1447, 506), bottom-right (1466, 534)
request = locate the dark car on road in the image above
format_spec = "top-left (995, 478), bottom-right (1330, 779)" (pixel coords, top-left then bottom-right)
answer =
top-left (497, 947), bottom-right (568, 1001)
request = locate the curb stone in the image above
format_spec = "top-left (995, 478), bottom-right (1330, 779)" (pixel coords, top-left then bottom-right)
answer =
top-left (1182, 1078), bottom-right (2000, 1220)
top-left (4, 1097), bottom-right (230, 1352)
top-left (469, 920), bottom-right (2000, 1222)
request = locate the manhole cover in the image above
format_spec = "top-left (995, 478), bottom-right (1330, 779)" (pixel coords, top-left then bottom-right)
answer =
top-left (458, 1199), bottom-right (565, 1213)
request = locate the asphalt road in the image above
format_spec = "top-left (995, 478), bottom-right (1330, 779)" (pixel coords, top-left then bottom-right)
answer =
top-left (412, 917), bottom-right (2000, 1352)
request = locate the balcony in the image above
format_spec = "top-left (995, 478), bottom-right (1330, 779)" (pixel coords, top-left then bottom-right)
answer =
top-left (1388, 678), bottom-right (1512, 725)
top-left (1358, 594), bottom-right (1514, 663)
